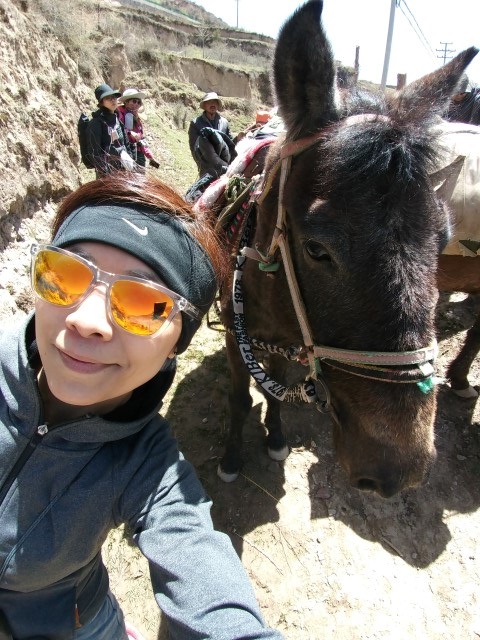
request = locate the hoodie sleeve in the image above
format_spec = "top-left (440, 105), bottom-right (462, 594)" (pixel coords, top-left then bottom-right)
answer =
top-left (115, 421), bottom-right (283, 640)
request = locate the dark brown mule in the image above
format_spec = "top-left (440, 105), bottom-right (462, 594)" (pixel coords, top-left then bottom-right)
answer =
top-left (218, 1), bottom-right (478, 498)
top-left (438, 255), bottom-right (480, 397)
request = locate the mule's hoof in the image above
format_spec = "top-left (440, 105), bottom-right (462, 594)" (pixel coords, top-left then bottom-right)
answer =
top-left (268, 445), bottom-right (289, 461)
top-left (217, 465), bottom-right (239, 483)
top-left (452, 385), bottom-right (478, 399)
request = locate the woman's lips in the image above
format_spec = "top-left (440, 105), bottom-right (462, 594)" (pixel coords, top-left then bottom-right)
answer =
top-left (58, 348), bottom-right (110, 374)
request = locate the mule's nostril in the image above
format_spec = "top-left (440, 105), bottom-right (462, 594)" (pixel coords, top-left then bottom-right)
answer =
top-left (353, 476), bottom-right (400, 498)
top-left (355, 478), bottom-right (378, 493)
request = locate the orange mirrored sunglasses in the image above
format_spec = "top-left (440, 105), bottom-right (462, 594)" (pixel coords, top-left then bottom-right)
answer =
top-left (30, 244), bottom-right (200, 337)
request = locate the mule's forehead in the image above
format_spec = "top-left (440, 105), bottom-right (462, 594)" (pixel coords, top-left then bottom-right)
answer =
top-left (305, 111), bottom-right (440, 202)
top-left (343, 114), bottom-right (392, 127)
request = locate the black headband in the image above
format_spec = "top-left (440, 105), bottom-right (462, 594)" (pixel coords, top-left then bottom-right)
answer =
top-left (52, 203), bottom-right (217, 353)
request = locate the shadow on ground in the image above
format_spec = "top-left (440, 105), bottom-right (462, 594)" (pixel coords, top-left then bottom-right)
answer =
top-left (164, 305), bottom-right (480, 572)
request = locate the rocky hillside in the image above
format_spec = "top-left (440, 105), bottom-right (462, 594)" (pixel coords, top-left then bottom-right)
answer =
top-left (0, 0), bottom-right (274, 320)
top-left (0, 1), bottom-right (85, 240)
top-left (0, 0), bottom-right (272, 220)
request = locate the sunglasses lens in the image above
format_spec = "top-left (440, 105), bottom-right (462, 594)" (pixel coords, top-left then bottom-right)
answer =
top-left (110, 280), bottom-right (175, 335)
top-left (33, 249), bottom-right (93, 306)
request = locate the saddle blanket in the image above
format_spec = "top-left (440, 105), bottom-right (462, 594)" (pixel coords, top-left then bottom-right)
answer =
top-left (433, 120), bottom-right (480, 256)
top-left (193, 137), bottom-right (277, 215)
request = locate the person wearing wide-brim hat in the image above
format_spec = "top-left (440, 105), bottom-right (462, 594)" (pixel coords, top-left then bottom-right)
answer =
top-left (86, 84), bottom-right (135, 176)
top-left (117, 88), bottom-right (160, 171)
top-left (94, 83), bottom-right (122, 105)
top-left (199, 91), bottom-right (224, 111)
top-left (188, 91), bottom-right (235, 179)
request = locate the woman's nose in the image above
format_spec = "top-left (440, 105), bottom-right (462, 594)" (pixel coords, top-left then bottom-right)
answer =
top-left (65, 286), bottom-right (114, 339)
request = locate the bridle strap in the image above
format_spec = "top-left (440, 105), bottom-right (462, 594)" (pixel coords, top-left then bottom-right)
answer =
top-left (264, 135), bottom-right (323, 348)
top-left (320, 359), bottom-right (434, 385)
top-left (313, 342), bottom-right (438, 367)
top-left (256, 131), bottom-right (326, 208)
top-left (265, 137), bottom-right (324, 358)
top-left (280, 131), bottom-right (327, 159)
top-left (276, 229), bottom-right (314, 349)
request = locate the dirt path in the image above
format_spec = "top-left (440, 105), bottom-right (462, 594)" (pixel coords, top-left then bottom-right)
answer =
top-left (106, 292), bottom-right (480, 639)
top-left (1, 215), bottom-right (476, 639)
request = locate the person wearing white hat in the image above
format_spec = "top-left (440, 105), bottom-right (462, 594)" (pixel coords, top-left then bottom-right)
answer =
top-left (188, 91), bottom-right (235, 178)
top-left (117, 88), bottom-right (160, 171)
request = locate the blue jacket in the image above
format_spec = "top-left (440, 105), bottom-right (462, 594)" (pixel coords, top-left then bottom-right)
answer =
top-left (0, 314), bottom-right (282, 640)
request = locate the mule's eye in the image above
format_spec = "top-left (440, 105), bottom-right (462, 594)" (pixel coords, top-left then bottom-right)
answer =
top-left (304, 240), bottom-right (331, 262)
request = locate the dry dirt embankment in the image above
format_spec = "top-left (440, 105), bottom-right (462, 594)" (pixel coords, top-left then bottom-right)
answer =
top-left (0, 1), bottom-right (83, 229)
top-left (0, 0), bottom-right (89, 317)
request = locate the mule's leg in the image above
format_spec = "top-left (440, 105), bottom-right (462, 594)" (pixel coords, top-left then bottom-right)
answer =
top-left (217, 332), bottom-right (253, 482)
top-left (447, 311), bottom-right (480, 398)
top-left (263, 354), bottom-right (290, 462)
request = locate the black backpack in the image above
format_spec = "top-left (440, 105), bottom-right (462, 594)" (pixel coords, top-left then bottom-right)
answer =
top-left (77, 113), bottom-right (94, 169)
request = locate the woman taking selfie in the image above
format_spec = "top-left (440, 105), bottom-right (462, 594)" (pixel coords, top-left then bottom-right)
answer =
top-left (0, 173), bottom-right (282, 639)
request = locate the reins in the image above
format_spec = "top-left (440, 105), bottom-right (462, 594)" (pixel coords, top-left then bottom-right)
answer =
top-left (229, 129), bottom-right (437, 412)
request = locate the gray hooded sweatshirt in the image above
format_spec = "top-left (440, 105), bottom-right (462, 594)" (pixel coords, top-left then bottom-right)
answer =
top-left (0, 314), bottom-right (282, 640)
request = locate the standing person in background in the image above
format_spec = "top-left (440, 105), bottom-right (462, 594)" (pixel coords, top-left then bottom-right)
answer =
top-left (117, 88), bottom-right (160, 171)
top-left (86, 84), bottom-right (135, 177)
top-left (0, 172), bottom-right (283, 640)
top-left (188, 92), bottom-right (236, 178)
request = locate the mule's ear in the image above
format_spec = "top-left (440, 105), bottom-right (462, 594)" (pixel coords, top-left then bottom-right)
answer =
top-left (273, 0), bottom-right (338, 140)
top-left (392, 48), bottom-right (478, 123)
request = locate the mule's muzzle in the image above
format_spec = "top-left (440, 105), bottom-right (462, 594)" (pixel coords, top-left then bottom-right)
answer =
top-left (351, 476), bottom-right (404, 499)
top-left (349, 449), bottom-right (436, 498)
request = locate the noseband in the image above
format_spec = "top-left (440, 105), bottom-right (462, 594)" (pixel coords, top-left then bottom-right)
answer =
top-left (232, 124), bottom-right (437, 411)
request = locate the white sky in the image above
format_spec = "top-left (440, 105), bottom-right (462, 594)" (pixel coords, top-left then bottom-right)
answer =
top-left (191, 0), bottom-right (480, 88)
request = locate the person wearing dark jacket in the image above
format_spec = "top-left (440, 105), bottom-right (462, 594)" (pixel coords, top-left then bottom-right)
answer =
top-left (86, 84), bottom-right (135, 177)
top-left (188, 92), bottom-right (235, 178)
top-left (0, 173), bottom-right (283, 640)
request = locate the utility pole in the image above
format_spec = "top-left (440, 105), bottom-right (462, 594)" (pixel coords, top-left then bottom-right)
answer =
top-left (436, 42), bottom-right (455, 65)
top-left (234, 0), bottom-right (239, 28)
top-left (354, 46), bottom-right (359, 85)
top-left (381, 0), bottom-right (398, 91)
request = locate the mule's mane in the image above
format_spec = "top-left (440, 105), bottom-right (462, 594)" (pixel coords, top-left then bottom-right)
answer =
top-left (315, 90), bottom-right (440, 206)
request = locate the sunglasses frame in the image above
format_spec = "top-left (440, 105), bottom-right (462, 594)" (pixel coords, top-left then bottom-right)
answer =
top-left (30, 244), bottom-right (201, 337)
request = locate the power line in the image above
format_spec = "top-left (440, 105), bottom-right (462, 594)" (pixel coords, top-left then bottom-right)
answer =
top-left (401, 1), bottom-right (457, 66)
top-left (398, 0), bottom-right (436, 59)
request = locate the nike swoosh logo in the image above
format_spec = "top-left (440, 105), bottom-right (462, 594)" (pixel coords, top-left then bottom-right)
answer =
top-left (122, 217), bottom-right (148, 236)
